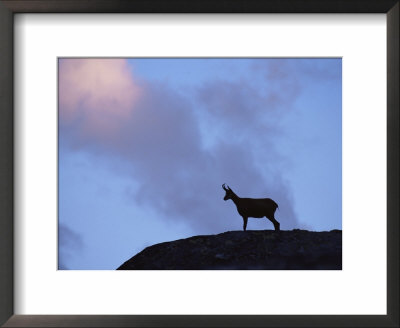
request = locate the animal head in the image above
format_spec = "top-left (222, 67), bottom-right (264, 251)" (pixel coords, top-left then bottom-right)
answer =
top-left (222, 183), bottom-right (234, 201)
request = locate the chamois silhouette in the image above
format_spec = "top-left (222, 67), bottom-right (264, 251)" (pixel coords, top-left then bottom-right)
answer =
top-left (222, 184), bottom-right (280, 231)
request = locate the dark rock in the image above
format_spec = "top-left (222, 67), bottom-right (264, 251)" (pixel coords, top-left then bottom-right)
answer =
top-left (117, 230), bottom-right (342, 270)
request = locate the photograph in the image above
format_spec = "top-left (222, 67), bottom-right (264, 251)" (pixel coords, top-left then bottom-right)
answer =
top-left (58, 58), bottom-right (342, 270)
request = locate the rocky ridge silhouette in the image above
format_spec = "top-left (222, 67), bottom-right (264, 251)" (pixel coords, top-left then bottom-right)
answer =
top-left (117, 229), bottom-right (342, 270)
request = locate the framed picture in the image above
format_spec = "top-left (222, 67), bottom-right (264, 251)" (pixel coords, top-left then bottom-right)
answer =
top-left (1, 1), bottom-right (398, 327)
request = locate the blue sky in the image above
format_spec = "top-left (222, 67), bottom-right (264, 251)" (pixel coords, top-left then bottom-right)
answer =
top-left (58, 58), bottom-right (342, 270)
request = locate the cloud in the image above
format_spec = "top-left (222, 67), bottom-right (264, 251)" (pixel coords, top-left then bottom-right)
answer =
top-left (195, 71), bottom-right (299, 230)
top-left (59, 59), bottom-right (303, 234)
top-left (58, 223), bottom-right (84, 269)
top-left (59, 58), bottom-right (141, 138)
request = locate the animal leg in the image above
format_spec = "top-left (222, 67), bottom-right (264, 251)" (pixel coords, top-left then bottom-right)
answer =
top-left (266, 215), bottom-right (280, 231)
top-left (242, 217), bottom-right (248, 231)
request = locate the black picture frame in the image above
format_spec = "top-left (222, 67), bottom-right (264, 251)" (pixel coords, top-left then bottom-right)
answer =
top-left (0, 1), bottom-right (398, 327)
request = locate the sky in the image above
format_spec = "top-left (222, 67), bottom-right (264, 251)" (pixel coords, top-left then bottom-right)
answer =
top-left (58, 58), bottom-right (342, 270)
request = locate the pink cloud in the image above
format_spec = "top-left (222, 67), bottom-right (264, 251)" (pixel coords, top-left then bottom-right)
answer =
top-left (59, 58), bottom-right (141, 137)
